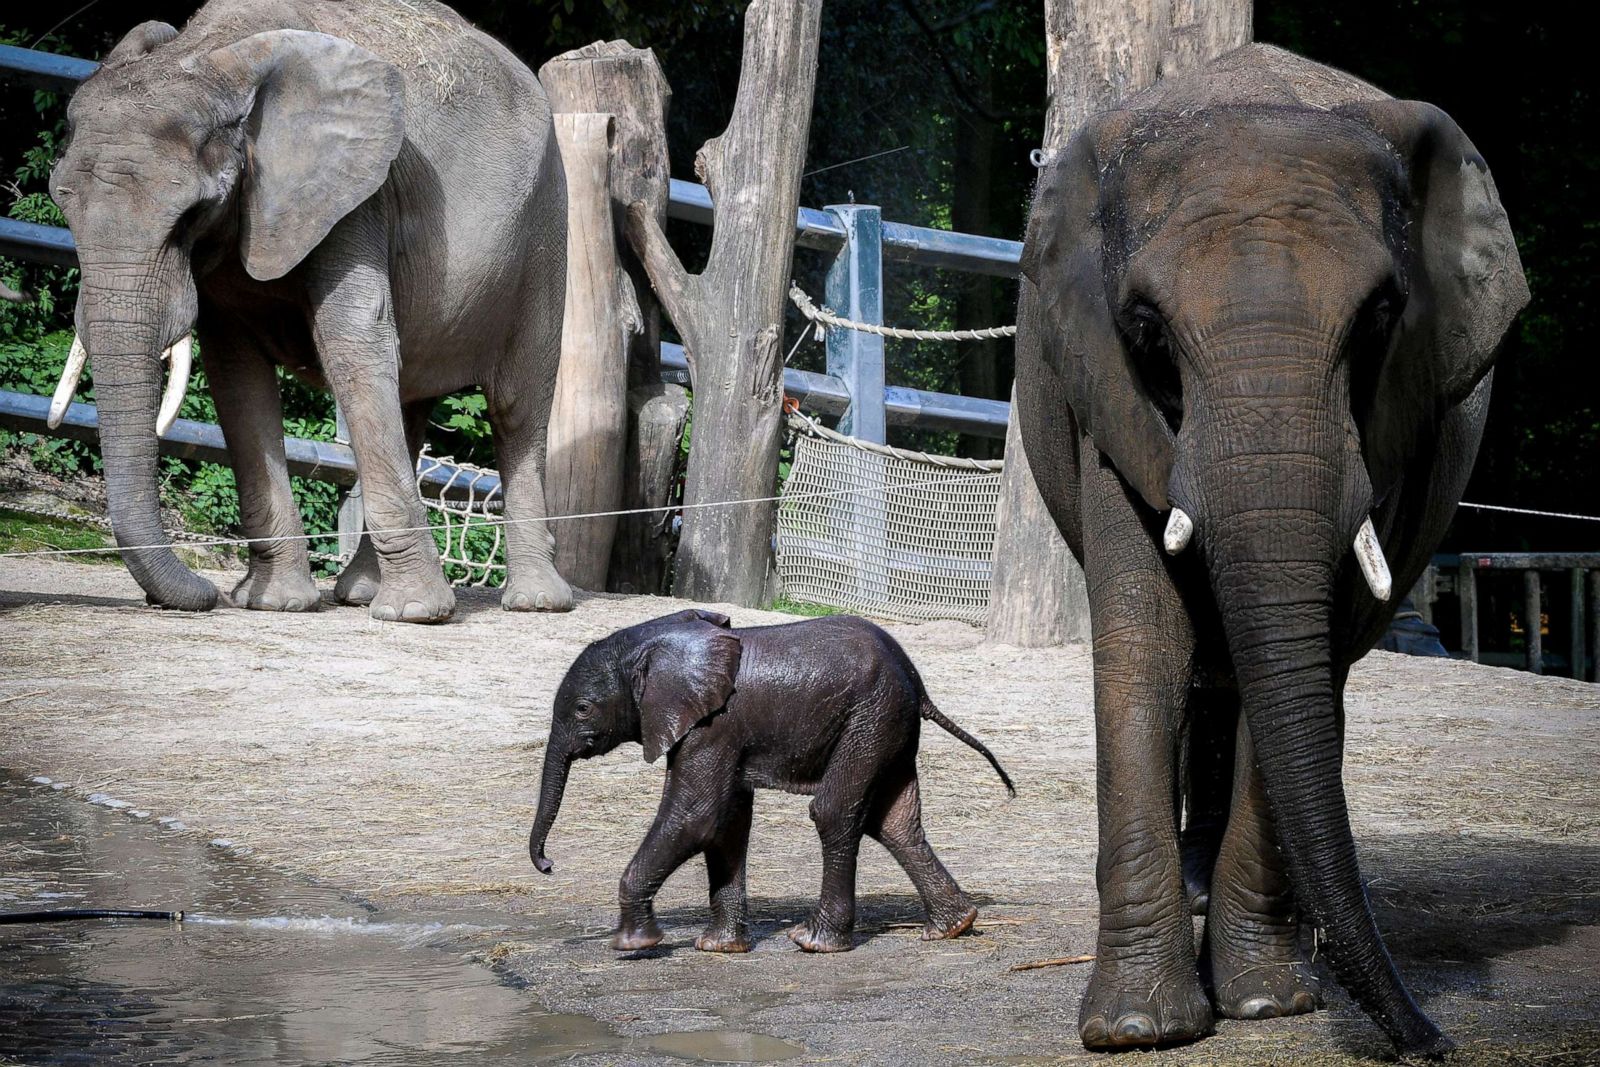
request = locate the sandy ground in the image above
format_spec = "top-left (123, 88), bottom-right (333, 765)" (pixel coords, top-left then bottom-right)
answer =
top-left (2, 557), bottom-right (1598, 1066)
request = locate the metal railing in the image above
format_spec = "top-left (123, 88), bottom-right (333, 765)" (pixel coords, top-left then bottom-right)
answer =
top-left (0, 42), bottom-right (1017, 442)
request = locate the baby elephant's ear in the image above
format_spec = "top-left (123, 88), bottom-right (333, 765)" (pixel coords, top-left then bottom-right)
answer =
top-left (628, 621), bottom-right (742, 764)
top-left (656, 608), bottom-right (732, 629)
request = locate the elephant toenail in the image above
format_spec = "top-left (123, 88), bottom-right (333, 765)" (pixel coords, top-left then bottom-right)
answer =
top-left (1238, 996), bottom-right (1282, 1020)
top-left (1290, 991), bottom-right (1319, 1014)
top-left (1113, 1013), bottom-right (1158, 1043)
top-left (506, 593), bottom-right (530, 610)
top-left (535, 592), bottom-right (551, 609)
top-left (284, 599), bottom-right (302, 612)
top-left (1080, 1016), bottom-right (1110, 1046)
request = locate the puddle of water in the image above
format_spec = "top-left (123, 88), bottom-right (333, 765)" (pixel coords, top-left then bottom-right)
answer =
top-left (0, 772), bottom-right (804, 1066)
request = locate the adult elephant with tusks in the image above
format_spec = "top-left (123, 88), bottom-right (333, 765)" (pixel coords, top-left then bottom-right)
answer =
top-left (47, 0), bottom-right (572, 622)
top-left (1013, 46), bottom-right (1527, 1055)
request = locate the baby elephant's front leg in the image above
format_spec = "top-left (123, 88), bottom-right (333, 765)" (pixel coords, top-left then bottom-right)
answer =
top-left (613, 770), bottom-right (724, 950)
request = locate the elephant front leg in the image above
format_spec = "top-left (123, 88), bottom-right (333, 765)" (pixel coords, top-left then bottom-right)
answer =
top-left (1077, 454), bottom-right (1212, 1050)
top-left (696, 788), bottom-right (754, 952)
top-left (305, 214), bottom-right (453, 623)
top-left (615, 765), bottom-right (727, 950)
top-left (200, 318), bottom-right (318, 612)
top-left (1203, 706), bottom-right (1321, 1021)
top-left (334, 401), bottom-right (432, 607)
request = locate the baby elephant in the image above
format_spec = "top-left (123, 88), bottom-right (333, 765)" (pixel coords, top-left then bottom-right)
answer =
top-left (528, 609), bottom-right (1015, 953)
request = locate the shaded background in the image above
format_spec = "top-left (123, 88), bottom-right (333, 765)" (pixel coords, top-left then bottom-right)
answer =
top-left (0, 1), bottom-right (1593, 647)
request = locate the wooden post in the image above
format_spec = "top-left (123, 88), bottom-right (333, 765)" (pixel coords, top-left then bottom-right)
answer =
top-left (545, 113), bottom-right (633, 591)
top-left (1460, 559), bottom-right (1479, 663)
top-left (538, 42), bottom-right (678, 594)
top-left (986, 0), bottom-right (1251, 646)
top-left (1524, 569), bottom-right (1543, 674)
top-left (608, 384), bottom-right (690, 595)
top-left (1570, 567), bottom-right (1586, 681)
top-left (626, 0), bottom-right (823, 606)
top-left (1589, 570), bottom-right (1600, 683)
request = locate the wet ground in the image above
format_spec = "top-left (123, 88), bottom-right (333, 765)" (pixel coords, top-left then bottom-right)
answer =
top-left (0, 772), bottom-right (803, 1065)
top-left (3, 559), bottom-right (1600, 1065)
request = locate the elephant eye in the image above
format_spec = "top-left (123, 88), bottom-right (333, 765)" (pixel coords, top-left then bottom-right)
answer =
top-left (1123, 301), bottom-right (1184, 434)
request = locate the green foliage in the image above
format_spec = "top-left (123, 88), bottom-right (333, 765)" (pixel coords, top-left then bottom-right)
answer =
top-left (0, 506), bottom-right (113, 560)
top-left (768, 595), bottom-right (846, 618)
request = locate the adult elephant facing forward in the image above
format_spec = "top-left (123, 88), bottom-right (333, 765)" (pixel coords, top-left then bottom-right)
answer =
top-left (1013, 45), bottom-right (1527, 1055)
top-left (49, 0), bottom-right (570, 622)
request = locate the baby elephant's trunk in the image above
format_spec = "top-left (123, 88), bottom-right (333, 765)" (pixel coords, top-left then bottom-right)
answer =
top-left (528, 742), bottom-right (574, 874)
top-left (920, 697), bottom-right (1016, 796)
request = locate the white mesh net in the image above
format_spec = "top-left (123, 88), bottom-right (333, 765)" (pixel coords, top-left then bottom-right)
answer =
top-left (416, 448), bottom-right (505, 587)
top-left (775, 419), bottom-right (1002, 623)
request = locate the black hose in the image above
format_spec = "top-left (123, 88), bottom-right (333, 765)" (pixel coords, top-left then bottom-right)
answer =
top-left (0, 909), bottom-right (183, 924)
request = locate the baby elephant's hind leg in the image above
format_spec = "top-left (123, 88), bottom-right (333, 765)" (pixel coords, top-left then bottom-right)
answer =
top-left (696, 788), bottom-right (754, 953)
top-left (869, 765), bottom-right (977, 940)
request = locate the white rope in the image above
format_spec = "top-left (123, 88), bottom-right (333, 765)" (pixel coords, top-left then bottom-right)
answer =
top-left (1457, 501), bottom-right (1600, 524)
top-left (0, 469), bottom-right (994, 562)
top-left (785, 410), bottom-right (1003, 470)
top-left (789, 283), bottom-right (1016, 342)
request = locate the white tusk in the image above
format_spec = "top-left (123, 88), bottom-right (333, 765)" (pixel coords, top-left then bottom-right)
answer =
top-left (1163, 508), bottom-right (1194, 555)
top-left (47, 333), bottom-right (89, 430)
top-left (155, 335), bottom-right (192, 437)
top-left (1354, 517), bottom-right (1392, 602)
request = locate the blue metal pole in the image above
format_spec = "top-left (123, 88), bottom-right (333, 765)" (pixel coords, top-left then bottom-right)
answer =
top-left (823, 204), bottom-right (886, 445)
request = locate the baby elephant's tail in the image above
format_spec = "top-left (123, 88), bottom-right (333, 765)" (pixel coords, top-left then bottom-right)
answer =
top-left (921, 697), bottom-right (1016, 796)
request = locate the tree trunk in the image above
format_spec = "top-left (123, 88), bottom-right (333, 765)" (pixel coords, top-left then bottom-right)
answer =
top-left (546, 113), bottom-right (634, 591)
top-left (626, 0), bottom-right (823, 606)
top-left (538, 42), bottom-right (679, 595)
top-left (985, 0), bottom-right (1251, 646)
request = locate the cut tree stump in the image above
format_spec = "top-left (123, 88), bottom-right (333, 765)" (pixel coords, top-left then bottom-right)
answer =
top-left (540, 42), bottom-right (677, 594)
top-left (626, 0), bottom-right (823, 606)
top-left (986, 0), bottom-right (1252, 646)
top-left (545, 113), bottom-right (636, 592)
top-left (608, 383), bottom-right (689, 595)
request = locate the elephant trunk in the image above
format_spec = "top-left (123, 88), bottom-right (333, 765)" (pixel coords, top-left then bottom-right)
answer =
top-left (1186, 372), bottom-right (1447, 1055)
top-left (528, 735), bottom-right (575, 875)
top-left (80, 276), bottom-right (217, 612)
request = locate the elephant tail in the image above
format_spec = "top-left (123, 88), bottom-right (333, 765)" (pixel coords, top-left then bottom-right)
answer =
top-left (920, 697), bottom-right (1016, 797)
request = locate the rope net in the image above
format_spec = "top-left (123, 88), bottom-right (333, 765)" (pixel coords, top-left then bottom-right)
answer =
top-left (775, 416), bottom-right (1002, 624)
top-left (415, 447), bottom-right (505, 587)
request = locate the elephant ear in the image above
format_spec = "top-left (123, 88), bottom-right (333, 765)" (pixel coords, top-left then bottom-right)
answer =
top-left (1339, 100), bottom-right (1529, 494)
top-left (653, 609), bottom-right (732, 629)
top-left (627, 621), bottom-right (742, 764)
top-left (208, 30), bottom-right (405, 282)
top-left (103, 22), bottom-right (179, 69)
top-left (1020, 114), bottom-right (1175, 512)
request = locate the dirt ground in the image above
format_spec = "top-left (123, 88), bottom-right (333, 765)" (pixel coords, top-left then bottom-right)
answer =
top-left (2, 557), bottom-right (1598, 1065)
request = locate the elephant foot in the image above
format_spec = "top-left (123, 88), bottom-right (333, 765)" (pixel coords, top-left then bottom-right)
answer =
top-left (1207, 938), bottom-right (1321, 1020)
top-left (611, 919), bottom-right (664, 951)
top-left (788, 918), bottom-right (853, 953)
top-left (501, 564), bottom-right (573, 613)
top-left (921, 903), bottom-right (978, 941)
top-left (1181, 830), bottom-right (1220, 916)
top-left (231, 568), bottom-right (320, 613)
top-left (1079, 956), bottom-right (1214, 1050)
top-left (369, 576), bottom-right (455, 624)
top-left (694, 923), bottom-right (752, 953)
top-left (334, 550), bottom-right (382, 606)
